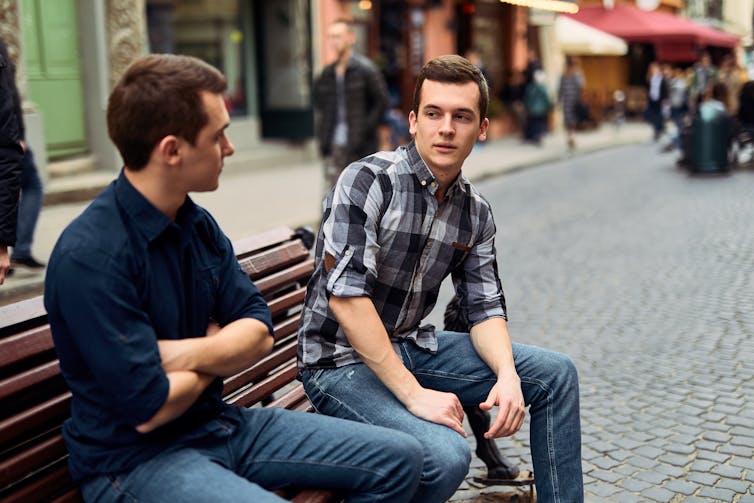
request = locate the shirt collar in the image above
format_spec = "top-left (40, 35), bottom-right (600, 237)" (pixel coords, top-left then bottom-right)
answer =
top-left (405, 140), bottom-right (469, 198)
top-left (114, 169), bottom-right (198, 242)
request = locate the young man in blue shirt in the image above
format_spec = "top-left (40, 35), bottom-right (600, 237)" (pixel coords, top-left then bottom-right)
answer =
top-left (44, 54), bottom-right (422, 503)
top-left (299, 55), bottom-right (583, 502)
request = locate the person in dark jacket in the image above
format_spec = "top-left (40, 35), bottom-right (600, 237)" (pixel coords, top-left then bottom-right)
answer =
top-left (645, 61), bottom-right (669, 141)
top-left (313, 18), bottom-right (388, 192)
top-left (0, 37), bottom-right (25, 284)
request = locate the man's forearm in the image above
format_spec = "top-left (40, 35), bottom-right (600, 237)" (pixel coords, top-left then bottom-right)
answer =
top-left (135, 370), bottom-right (214, 433)
top-left (329, 295), bottom-right (421, 403)
top-left (330, 295), bottom-right (467, 436)
top-left (158, 318), bottom-right (274, 377)
top-left (470, 317), bottom-right (517, 379)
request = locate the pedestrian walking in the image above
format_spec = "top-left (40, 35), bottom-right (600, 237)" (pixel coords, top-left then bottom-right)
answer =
top-left (666, 66), bottom-right (689, 151)
top-left (645, 62), bottom-right (669, 142)
top-left (558, 56), bottom-right (585, 150)
top-left (0, 37), bottom-right (25, 284)
top-left (313, 18), bottom-right (388, 194)
top-left (298, 54), bottom-right (583, 503)
top-left (523, 69), bottom-right (551, 145)
top-left (43, 53), bottom-right (423, 503)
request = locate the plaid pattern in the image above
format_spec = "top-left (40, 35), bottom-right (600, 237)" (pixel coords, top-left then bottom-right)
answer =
top-left (298, 141), bottom-right (507, 369)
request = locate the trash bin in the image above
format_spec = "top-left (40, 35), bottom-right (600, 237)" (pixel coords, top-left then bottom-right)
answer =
top-left (690, 107), bottom-right (731, 174)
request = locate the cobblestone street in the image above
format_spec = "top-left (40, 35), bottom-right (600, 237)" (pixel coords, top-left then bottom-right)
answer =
top-left (439, 144), bottom-right (754, 502)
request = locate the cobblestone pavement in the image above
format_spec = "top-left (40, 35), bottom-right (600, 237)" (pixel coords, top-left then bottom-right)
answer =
top-left (438, 144), bottom-right (754, 502)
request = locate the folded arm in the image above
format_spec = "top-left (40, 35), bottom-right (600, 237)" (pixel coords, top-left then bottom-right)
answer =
top-left (136, 318), bottom-right (274, 433)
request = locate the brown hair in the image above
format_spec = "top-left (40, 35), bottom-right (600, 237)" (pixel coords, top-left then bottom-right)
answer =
top-left (411, 54), bottom-right (489, 123)
top-left (107, 54), bottom-right (227, 170)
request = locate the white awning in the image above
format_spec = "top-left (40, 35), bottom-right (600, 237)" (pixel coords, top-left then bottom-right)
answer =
top-left (555, 15), bottom-right (628, 56)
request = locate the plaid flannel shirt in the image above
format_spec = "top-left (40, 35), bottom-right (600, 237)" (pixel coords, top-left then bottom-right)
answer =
top-left (297, 140), bottom-right (507, 370)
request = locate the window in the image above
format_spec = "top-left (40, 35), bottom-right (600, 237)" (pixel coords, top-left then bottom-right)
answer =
top-left (146, 0), bottom-right (248, 116)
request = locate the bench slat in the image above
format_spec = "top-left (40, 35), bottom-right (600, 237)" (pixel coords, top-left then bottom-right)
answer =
top-left (232, 227), bottom-right (295, 259)
top-left (267, 384), bottom-right (310, 410)
top-left (0, 297), bottom-right (46, 334)
top-left (222, 340), bottom-right (296, 396)
top-left (0, 464), bottom-right (73, 503)
top-left (239, 241), bottom-right (310, 281)
top-left (267, 288), bottom-right (307, 319)
top-left (0, 434), bottom-right (66, 489)
top-left (0, 394), bottom-right (69, 447)
top-left (227, 362), bottom-right (299, 409)
top-left (0, 361), bottom-right (60, 401)
top-left (273, 315), bottom-right (300, 342)
top-left (0, 326), bottom-right (54, 368)
top-left (256, 260), bottom-right (314, 297)
top-left (290, 489), bottom-right (341, 503)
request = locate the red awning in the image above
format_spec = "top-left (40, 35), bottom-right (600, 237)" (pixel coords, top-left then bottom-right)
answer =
top-left (566, 5), bottom-right (739, 61)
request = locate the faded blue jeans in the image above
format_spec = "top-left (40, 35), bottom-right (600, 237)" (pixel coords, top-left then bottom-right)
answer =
top-left (11, 147), bottom-right (43, 260)
top-left (302, 332), bottom-right (583, 503)
top-left (80, 406), bottom-right (423, 503)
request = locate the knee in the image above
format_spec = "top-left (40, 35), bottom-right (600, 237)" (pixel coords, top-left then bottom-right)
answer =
top-left (425, 430), bottom-right (471, 488)
top-left (387, 432), bottom-right (424, 476)
top-left (547, 351), bottom-right (580, 394)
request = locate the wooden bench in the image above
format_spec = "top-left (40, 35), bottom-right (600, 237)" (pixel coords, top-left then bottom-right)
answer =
top-left (0, 226), bottom-right (339, 503)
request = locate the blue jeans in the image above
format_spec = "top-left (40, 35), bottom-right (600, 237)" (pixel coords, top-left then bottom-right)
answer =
top-left (80, 406), bottom-right (423, 503)
top-left (11, 147), bottom-right (43, 260)
top-left (302, 332), bottom-right (583, 503)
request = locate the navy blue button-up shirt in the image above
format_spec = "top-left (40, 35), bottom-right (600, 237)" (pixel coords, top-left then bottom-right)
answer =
top-left (44, 171), bottom-right (272, 481)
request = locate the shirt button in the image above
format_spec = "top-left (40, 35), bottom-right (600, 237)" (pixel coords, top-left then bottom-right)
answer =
top-left (345, 250), bottom-right (351, 256)
top-left (430, 181), bottom-right (436, 187)
top-left (421, 180), bottom-right (427, 186)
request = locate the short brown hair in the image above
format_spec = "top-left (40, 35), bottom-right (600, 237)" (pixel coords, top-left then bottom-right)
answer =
top-left (412, 55), bottom-right (489, 124)
top-left (107, 54), bottom-right (227, 170)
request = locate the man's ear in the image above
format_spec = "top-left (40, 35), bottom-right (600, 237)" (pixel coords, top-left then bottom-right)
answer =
top-left (477, 117), bottom-right (489, 142)
top-left (408, 110), bottom-right (417, 136)
top-left (155, 135), bottom-right (181, 166)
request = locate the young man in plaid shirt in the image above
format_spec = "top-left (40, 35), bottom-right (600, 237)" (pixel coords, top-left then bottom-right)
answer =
top-left (299, 55), bottom-right (583, 503)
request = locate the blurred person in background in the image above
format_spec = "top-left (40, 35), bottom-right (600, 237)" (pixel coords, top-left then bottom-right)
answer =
top-left (718, 54), bottom-right (745, 115)
top-left (523, 69), bottom-right (551, 146)
top-left (313, 18), bottom-right (388, 194)
top-left (689, 52), bottom-right (718, 109)
top-left (645, 62), bottom-right (669, 142)
top-left (558, 56), bottom-right (584, 150)
top-left (0, 37), bottom-right (25, 284)
top-left (665, 66), bottom-right (689, 152)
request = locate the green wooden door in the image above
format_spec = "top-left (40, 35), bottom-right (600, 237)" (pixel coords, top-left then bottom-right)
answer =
top-left (22, 0), bottom-right (86, 158)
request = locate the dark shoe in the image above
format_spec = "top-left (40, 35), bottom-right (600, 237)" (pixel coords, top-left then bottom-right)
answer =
top-left (11, 257), bottom-right (46, 269)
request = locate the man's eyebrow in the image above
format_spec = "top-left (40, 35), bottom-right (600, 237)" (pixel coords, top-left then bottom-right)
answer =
top-left (422, 104), bottom-right (476, 116)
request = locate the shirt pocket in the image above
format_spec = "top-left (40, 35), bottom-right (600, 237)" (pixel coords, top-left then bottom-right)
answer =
top-left (447, 241), bottom-right (472, 271)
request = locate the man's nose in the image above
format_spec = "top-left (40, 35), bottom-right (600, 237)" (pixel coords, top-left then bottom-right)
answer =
top-left (439, 114), bottom-right (455, 135)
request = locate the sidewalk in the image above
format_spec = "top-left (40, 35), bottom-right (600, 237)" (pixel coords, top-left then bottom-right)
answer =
top-left (0, 121), bottom-right (651, 305)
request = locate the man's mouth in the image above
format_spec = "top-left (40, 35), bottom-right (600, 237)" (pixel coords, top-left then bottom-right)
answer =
top-left (434, 143), bottom-right (456, 153)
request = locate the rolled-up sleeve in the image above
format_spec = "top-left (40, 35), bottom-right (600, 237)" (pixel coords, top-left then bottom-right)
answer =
top-left (47, 248), bottom-right (169, 426)
top-left (453, 207), bottom-right (507, 326)
top-left (323, 165), bottom-right (387, 298)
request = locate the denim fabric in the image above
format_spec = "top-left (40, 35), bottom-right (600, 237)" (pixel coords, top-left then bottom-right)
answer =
top-left (11, 147), bottom-right (42, 259)
top-left (80, 407), bottom-right (423, 503)
top-left (302, 332), bottom-right (583, 503)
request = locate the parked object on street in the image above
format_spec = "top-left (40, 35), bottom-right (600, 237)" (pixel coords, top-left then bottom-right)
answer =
top-left (688, 83), bottom-right (732, 174)
top-left (0, 227), bottom-right (343, 503)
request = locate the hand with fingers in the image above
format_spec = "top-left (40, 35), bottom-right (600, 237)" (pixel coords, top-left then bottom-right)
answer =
top-left (407, 387), bottom-right (468, 437)
top-left (480, 375), bottom-right (526, 438)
